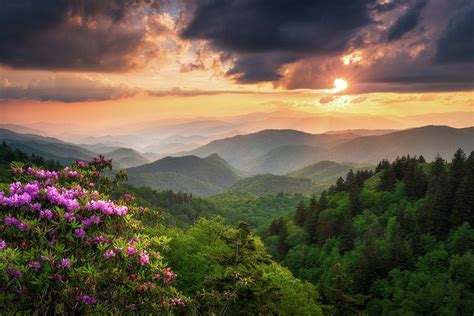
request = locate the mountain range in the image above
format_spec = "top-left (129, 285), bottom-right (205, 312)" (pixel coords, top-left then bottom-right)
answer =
top-left (183, 126), bottom-right (474, 174)
top-left (1, 125), bottom-right (473, 196)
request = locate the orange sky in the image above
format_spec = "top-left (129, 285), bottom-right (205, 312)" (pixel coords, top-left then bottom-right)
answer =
top-left (0, 0), bottom-right (473, 136)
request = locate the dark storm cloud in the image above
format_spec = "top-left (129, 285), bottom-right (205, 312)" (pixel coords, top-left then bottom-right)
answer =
top-left (387, 0), bottom-right (427, 42)
top-left (371, 0), bottom-right (408, 13)
top-left (182, 0), bottom-right (376, 83)
top-left (0, 0), bottom-right (164, 71)
top-left (435, 5), bottom-right (474, 64)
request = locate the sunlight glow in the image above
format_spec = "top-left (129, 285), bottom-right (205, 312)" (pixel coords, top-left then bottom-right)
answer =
top-left (331, 78), bottom-right (348, 93)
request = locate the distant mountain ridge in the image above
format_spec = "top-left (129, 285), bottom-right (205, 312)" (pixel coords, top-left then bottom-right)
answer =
top-left (0, 128), bottom-right (96, 165)
top-left (184, 129), bottom-right (356, 171)
top-left (125, 154), bottom-right (242, 196)
top-left (183, 126), bottom-right (474, 174)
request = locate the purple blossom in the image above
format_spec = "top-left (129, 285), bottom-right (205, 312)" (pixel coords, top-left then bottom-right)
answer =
top-left (27, 167), bottom-right (59, 179)
top-left (7, 266), bottom-right (23, 280)
top-left (39, 209), bottom-right (53, 220)
top-left (17, 222), bottom-right (28, 231)
top-left (4, 217), bottom-right (18, 226)
top-left (28, 261), bottom-right (41, 271)
top-left (94, 235), bottom-right (105, 244)
top-left (126, 247), bottom-right (138, 256)
top-left (76, 294), bottom-right (97, 305)
top-left (81, 215), bottom-right (100, 228)
top-left (57, 258), bottom-right (71, 269)
top-left (127, 237), bottom-right (140, 245)
top-left (86, 200), bottom-right (128, 216)
top-left (0, 240), bottom-right (6, 249)
top-left (53, 273), bottom-right (64, 282)
top-left (171, 298), bottom-right (185, 306)
top-left (139, 251), bottom-right (150, 266)
top-left (68, 171), bottom-right (79, 178)
top-left (29, 202), bottom-right (42, 211)
top-left (1, 192), bottom-right (32, 207)
top-left (74, 228), bottom-right (86, 239)
top-left (64, 211), bottom-right (75, 222)
top-left (104, 249), bottom-right (116, 259)
top-left (76, 161), bottom-right (87, 168)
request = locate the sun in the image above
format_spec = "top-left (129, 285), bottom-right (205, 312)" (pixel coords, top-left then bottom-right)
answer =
top-left (333, 78), bottom-right (348, 93)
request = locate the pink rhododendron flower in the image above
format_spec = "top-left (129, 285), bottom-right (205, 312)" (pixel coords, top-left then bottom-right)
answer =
top-left (57, 258), bottom-right (71, 269)
top-left (0, 240), bottom-right (6, 249)
top-left (28, 261), bottom-right (41, 271)
top-left (127, 247), bottom-right (138, 255)
top-left (74, 228), bottom-right (86, 239)
top-left (76, 294), bottom-right (97, 305)
top-left (104, 249), bottom-right (116, 259)
top-left (139, 251), bottom-right (150, 266)
top-left (39, 209), bottom-right (53, 220)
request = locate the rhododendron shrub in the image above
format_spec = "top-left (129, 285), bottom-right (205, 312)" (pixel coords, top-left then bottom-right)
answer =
top-left (0, 156), bottom-right (186, 313)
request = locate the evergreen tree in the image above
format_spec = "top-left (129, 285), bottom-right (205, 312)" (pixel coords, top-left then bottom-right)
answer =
top-left (423, 156), bottom-right (450, 238)
top-left (317, 191), bottom-right (328, 212)
top-left (349, 187), bottom-right (362, 216)
top-left (293, 200), bottom-right (307, 227)
top-left (448, 148), bottom-right (466, 208)
top-left (403, 159), bottom-right (427, 200)
top-left (452, 151), bottom-right (474, 227)
top-left (378, 164), bottom-right (396, 192)
top-left (334, 177), bottom-right (346, 192)
top-left (319, 263), bottom-right (368, 315)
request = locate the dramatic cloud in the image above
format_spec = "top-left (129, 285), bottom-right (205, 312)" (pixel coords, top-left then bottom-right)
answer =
top-left (0, 0), bottom-right (472, 95)
top-left (182, 0), bottom-right (376, 83)
top-left (0, 75), bottom-right (137, 102)
top-left (0, 0), bottom-right (176, 72)
top-left (387, 0), bottom-right (427, 42)
top-left (279, 0), bottom-right (474, 92)
top-left (435, 6), bottom-right (474, 64)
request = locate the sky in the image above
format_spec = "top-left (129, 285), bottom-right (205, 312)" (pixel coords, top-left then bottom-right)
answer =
top-left (0, 0), bottom-right (473, 135)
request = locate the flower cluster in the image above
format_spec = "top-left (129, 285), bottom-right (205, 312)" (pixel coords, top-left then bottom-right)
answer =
top-left (0, 157), bottom-right (186, 313)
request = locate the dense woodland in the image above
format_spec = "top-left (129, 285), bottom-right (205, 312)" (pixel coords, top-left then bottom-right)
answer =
top-left (264, 150), bottom-right (474, 314)
top-left (1, 143), bottom-right (473, 314)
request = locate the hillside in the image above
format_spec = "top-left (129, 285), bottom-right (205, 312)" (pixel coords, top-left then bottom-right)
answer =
top-left (225, 174), bottom-right (315, 196)
top-left (287, 161), bottom-right (374, 188)
top-left (125, 153), bottom-right (241, 196)
top-left (104, 147), bottom-right (150, 169)
top-left (0, 128), bottom-right (95, 165)
top-left (262, 149), bottom-right (474, 315)
top-left (328, 125), bottom-right (474, 163)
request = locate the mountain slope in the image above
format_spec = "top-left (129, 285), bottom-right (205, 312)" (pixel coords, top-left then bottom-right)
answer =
top-left (125, 154), bottom-right (241, 196)
top-left (184, 129), bottom-right (356, 170)
top-left (0, 128), bottom-right (95, 165)
top-left (287, 161), bottom-right (374, 186)
top-left (105, 148), bottom-right (150, 169)
top-left (225, 174), bottom-right (314, 196)
top-left (329, 125), bottom-right (474, 163)
top-left (200, 126), bottom-right (474, 174)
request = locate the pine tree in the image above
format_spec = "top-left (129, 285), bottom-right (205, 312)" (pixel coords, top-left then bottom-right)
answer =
top-left (349, 187), bottom-right (362, 216)
top-left (423, 156), bottom-right (450, 239)
top-left (448, 148), bottom-right (466, 207)
top-left (317, 190), bottom-right (329, 212)
top-left (451, 151), bottom-right (474, 227)
top-left (293, 200), bottom-right (307, 227)
top-left (378, 164), bottom-right (396, 192)
top-left (403, 159), bottom-right (427, 200)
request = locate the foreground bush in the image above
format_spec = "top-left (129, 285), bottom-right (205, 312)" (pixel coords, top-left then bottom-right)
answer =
top-left (0, 157), bottom-right (185, 314)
